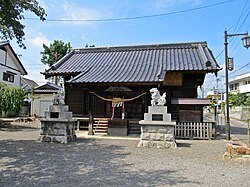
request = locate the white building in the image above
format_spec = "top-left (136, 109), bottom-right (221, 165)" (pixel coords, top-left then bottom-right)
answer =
top-left (21, 76), bottom-right (39, 91)
top-left (228, 72), bottom-right (250, 96)
top-left (206, 90), bottom-right (225, 106)
top-left (30, 82), bottom-right (62, 117)
top-left (0, 41), bottom-right (27, 87)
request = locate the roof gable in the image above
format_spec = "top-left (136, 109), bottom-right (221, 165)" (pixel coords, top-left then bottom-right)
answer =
top-left (0, 41), bottom-right (27, 75)
top-left (33, 82), bottom-right (62, 93)
top-left (44, 42), bottom-right (220, 84)
top-left (21, 76), bottom-right (39, 91)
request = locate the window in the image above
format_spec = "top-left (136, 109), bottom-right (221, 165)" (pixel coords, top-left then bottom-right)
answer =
top-left (235, 83), bottom-right (239, 90)
top-left (3, 71), bottom-right (15, 83)
top-left (229, 84), bottom-right (234, 91)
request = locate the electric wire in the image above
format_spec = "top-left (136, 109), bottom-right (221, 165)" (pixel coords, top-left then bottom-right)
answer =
top-left (25, 0), bottom-right (235, 22)
top-left (232, 0), bottom-right (249, 33)
top-left (215, 0), bottom-right (250, 59)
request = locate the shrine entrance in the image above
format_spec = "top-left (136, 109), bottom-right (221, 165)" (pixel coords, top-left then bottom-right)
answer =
top-left (89, 90), bottom-right (146, 136)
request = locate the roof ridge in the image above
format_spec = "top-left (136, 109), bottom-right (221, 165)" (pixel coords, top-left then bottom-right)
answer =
top-left (73, 41), bottom-right (208, 52)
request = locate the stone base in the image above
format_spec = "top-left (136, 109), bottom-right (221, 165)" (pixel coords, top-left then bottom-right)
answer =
top-left (138, 124), bottom-right (177, 149)
top-left (37, 134), bottom-right (76, 144)
top-left (138, 105), bottom-right (177, 149)
top-left (37, 120), bottom-right (76, 144)
top-left (138, 140), bottom-right (177, 149)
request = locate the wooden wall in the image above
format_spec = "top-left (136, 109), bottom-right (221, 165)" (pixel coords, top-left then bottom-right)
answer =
top-left (65, 72), bottom-right (203, 120)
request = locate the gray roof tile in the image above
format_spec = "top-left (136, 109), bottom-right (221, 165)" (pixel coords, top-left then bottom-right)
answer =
top-left (44, 42), bottom-right (220, 83)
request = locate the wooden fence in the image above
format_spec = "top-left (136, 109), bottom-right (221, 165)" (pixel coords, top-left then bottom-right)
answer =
top-left (175, 122), bottom-right (215, 140)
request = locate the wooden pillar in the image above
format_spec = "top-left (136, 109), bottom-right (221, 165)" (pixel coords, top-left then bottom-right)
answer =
top-left (142, 93), bottom-right (147, 119)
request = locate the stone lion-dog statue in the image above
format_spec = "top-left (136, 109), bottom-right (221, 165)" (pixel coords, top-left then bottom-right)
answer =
top-left (149, 88), bottom-right (166, 106)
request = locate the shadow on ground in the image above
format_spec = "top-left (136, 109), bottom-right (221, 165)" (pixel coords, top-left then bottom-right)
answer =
top-left (0, 122), bottom-right (39, 132)
top-left (0, 137), bottom-right (200, 187)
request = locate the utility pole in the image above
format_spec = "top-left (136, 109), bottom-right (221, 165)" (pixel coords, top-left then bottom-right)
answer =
top-left (213, 87), bottom-right (217, 126)
top-left (224, 30), bottom-right (250, 140)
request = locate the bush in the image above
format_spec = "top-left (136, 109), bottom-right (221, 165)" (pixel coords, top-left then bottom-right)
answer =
top-left (0, 83), bottom-right (27, 116)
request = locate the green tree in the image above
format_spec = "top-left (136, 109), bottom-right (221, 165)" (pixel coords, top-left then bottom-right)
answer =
top-left (41, 40), bottom-right (72, 67)
top-left (0, 83), bottom-right (27, 115)
top-left (245, 96), bottom-right (250, 106)
top-left (229, 93), bottom-right (249, 107)
top-left (85, 44), bottom-right (95, 48)
top-left (0, 0), bottom-right (46, 49)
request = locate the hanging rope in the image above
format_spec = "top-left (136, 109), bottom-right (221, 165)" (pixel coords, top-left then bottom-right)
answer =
top-left (89, 91), bottom-right (146, 106)
top-left (90, 91), bottom-right (146, 119)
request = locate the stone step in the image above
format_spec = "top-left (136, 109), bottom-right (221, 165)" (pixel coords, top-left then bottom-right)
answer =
top-left (93, 118), bottom-right (108, 134)
top-left (128, 130), bottom-right (141, 135)
top-left (94, 120), bottom-right (108, 124)
top-left (94, 123), bottom-right (108, 126)
top-left (128, 121), bottom-right (141, 134)
top-left (94, 129), bottom-right (108, 134)
top-left (94, 126), bottom-right (108, 129)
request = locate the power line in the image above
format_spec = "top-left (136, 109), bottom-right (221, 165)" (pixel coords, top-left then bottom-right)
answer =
top-left (204, 61), bottom-right (250, 88)
top-left (229, 61), bottom-right (250, 75)
top-left (234, 6), bottom-right (250, 34)
top-left (25, 0), bottom-right (235, 22)
top-left (215, 1), bottom-right (250, 59)
top-left (232, 0), bottom-right (249, 33)
top-left (230, 7), bottom-right (250, 54)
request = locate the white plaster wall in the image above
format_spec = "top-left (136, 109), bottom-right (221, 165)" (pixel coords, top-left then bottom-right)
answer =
top-left (0, 49), bottom-right (6, 82)
top-left (0, 49), bottom-right (5, 63)
top-left (0, 49), bottom-right (21, 87)
top-left (31, 94), bottom-right (54, 117)
top-left (235, 72), bottom-right (250, 80)
top-left (239, 84), bottom-right (250, 94)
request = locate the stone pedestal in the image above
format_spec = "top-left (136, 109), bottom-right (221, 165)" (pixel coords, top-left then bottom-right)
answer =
top-left (37, 105), bottom-right (76, 143)
top-left (138, 106), bottom-right (177, 149)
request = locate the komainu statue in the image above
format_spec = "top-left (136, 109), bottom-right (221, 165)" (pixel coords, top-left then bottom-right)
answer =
top-left (149, 88), bottom-right (166, 106)
top-left (53, 90), bottom-right (65, 105)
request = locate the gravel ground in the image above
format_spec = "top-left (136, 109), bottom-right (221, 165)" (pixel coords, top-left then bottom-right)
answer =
top-left (0, 121), bottom-right (250, 187)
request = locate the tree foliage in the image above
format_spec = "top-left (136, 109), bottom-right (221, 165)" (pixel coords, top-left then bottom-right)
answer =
top-left (229, 93), bottom-right (250, 107)
top-left (0, 83), bottom-right (27, 115)
top-left (41, 40), bottom-right (72, 67)
top-left (0, 0), bottom-right (46, 49)
top-left (85, 44), bottom-right (95, 48)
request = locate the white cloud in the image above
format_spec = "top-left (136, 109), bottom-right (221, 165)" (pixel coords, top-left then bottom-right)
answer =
top-left (80, 35), bottom-right (86, 41)
top-left (154, 0), bottom-right (202, 9)
top-left (62, 2), bottom-right (110, 26)
top-left (28, 32), bottom-right (50, 48)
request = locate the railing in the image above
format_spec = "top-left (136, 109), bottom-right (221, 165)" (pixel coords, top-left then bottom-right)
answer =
top-left (175, 122), bottom-right (215, 140)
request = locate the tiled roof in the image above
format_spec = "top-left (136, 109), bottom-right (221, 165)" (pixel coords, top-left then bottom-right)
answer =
top-left (44, 42), bottom-right (220, 83)
top-left (32, 82), bottom-right (62, 93)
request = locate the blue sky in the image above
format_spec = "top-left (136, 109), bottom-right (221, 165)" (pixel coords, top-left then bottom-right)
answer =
top-left (11, 0), bottom-right (250, 95)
